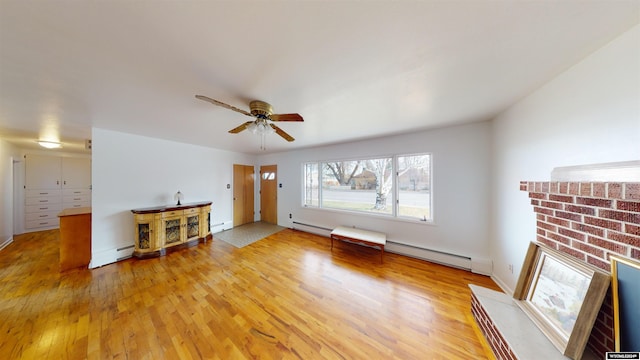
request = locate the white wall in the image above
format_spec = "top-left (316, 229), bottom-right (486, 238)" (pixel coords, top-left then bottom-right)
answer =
top-left (0, 138), bottom-right (20, 249)
top-left (258, 121), bottom-right (492, 265)
top-left (91, 128), bottom-right (256, 268)
top-left (491, 25), bottom-right (640, 293)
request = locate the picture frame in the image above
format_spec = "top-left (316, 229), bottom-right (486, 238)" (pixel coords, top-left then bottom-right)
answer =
top-left (610, 255), bottom-right (640, 352)
top-left (513, 242), bottom-right (610, 359)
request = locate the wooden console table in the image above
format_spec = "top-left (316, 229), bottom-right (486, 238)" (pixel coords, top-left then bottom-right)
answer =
top-left (131, 201), bottom-right (212, 259)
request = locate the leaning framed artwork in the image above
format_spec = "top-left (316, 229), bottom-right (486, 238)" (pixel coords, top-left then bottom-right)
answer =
top-left (610, 255), bottom-right (640, 352)
top-left (513, 242), bottom-right (610, 359)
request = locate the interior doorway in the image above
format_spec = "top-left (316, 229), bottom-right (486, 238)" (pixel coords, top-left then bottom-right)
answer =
top-left (260, 165), bottom-right (277, 224)
top-left (233, 164), bottom-right (255, 227)
top-left (12, 157), bottom-right (24, 235)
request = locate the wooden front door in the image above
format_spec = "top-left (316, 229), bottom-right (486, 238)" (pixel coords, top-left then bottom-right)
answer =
top-left (233, 164), bottom-right (254, 226)
top-left (260, 165), bottom-right (277, 224)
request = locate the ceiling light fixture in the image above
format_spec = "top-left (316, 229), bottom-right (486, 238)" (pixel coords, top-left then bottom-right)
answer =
top-left (37, 140), bottom-right (62, 149)
top-left (248, 119), bottom-right (275, 150)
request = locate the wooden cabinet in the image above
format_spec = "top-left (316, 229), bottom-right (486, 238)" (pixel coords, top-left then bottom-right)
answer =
top-left (24, 154), bottom-right (92, 231)
top-left (159, 210), bottom-right (184, 248)
top-left (133, 213), bottom-right (156, 252)
top-left (58, 207), bottom-right (91, 271)
top-left (131, 202), bottom-right (212, 258)
top-left (184, 207), bottom-right (202, 242)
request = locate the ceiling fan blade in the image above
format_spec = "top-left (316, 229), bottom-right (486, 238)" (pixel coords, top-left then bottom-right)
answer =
top-left (270, 113), bottom-right (303, 122)
top-left (270, 124), bottom-right (295, 142)
top-left (195, 95), bottom-right (253, 117)
top-left (228, 121), bottom-right (254, 134)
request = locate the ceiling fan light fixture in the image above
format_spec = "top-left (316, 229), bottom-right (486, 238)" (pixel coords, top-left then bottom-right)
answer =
top-left (195, 95), bottom-right (301, 146)
top-left (258, 121), bottom-right (270, 134)
top-left (247, 122), bottom-right (258, 134)
top-left (37, 140), bottom-right (62, 149)
top-left (248, 120), bottom-right (274, 136)
top-left (264, 123), bottom-right (275, 135)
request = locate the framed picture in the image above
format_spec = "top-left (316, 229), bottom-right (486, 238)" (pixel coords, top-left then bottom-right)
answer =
top-left (610, 255), bottom-right (640, 352)
top-left (513, 242), bottom-right (610, 359)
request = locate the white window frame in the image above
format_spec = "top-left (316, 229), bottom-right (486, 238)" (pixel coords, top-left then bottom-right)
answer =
top-left (301, 153), bottom-right (432, 223)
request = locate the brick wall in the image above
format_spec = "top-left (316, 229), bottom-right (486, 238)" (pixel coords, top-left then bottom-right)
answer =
top-left (471, 292), bottom-right (517, 360)
top-left (520, 181), bottom-right (640, 355)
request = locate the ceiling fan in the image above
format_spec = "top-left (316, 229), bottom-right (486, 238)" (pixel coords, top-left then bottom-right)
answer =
top-left (195, 95), bottom-right (303, 142)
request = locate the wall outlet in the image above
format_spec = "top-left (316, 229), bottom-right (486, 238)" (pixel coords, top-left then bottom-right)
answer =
top-left (508, 264), bottom-right (513, 273)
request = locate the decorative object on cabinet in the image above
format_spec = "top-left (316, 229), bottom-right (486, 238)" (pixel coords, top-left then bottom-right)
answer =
top-left (513, 241), bottom-right (610, 360)
top-left (174, 191), bottom-right (184, 205)
top-left (610, 255), bottom-right (640, 352)
top-left (24, 154), bottom-right (92, 231)
top-left (131, 201), bottom-right (212, 259)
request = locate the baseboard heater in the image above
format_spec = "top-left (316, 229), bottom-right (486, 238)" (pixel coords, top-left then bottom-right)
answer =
top-left (292, 221), bottom-right (333, 232)
top-left (385, 241), bottom-right (472, 271)
top-left (90, 244), bottom-right (135, 268)
top-left (292, 221), bottom-right (485, 273)
top-left (211, 221), bottom-right (232, 232)
top-left (116, 244), bottom-right (135, 261)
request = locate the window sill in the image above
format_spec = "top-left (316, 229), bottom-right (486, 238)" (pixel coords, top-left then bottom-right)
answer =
top-left (300, 205), bottom-right (436, 226)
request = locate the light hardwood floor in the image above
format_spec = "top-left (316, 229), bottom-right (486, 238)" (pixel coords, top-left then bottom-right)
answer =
top-left (0, 228), bottom-right (501, 359)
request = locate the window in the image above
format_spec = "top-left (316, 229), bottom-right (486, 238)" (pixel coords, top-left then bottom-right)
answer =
top-left (303, 163), bottom-right (318, 207)
top-left (397, 154), bottom-right (431, 221)
top-left (302, 153), bottom-right (432, 222)
top-left (321, 157), bottom-right (393, 215)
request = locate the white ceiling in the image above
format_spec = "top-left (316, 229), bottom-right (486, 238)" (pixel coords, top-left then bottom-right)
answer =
top-left (1, 1), bottom-right (638, 154)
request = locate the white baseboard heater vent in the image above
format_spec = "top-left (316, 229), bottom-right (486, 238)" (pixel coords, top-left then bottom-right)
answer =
top-left (386, 241), bottom-right (472, 271)
top-left (291, 221), bottom-right (491, 275)
top-left (211, 220), bottom-right (232, 233)
top-left (91, 244), bottom-right (135, 268)
top-left (292, 221), bottom-right (333, 233)
top-left (116, 244), bottom-right (135, 261)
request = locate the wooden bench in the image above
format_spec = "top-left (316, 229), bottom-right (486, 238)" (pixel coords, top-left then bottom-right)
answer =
top-left (330, 226), bottom-right (387, 263)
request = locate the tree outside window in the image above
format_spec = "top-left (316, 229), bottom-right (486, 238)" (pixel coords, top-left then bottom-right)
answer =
top-left (303, 153), bottom-right (431, 221)
top-left (397, 154), bottom-right (431, 221)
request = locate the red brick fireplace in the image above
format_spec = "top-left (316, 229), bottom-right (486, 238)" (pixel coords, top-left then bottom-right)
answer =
top-left (519, 180), bottom-right (640, 355)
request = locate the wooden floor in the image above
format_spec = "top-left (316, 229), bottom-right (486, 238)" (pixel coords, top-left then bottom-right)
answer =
top-left (0, 228), bottom-right (501, 359)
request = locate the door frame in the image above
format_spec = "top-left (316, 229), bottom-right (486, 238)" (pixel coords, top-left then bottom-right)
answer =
top-left (232, 164), bottom-right (255, 227)
top-left (260, 164), bottom-right (278, 224)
